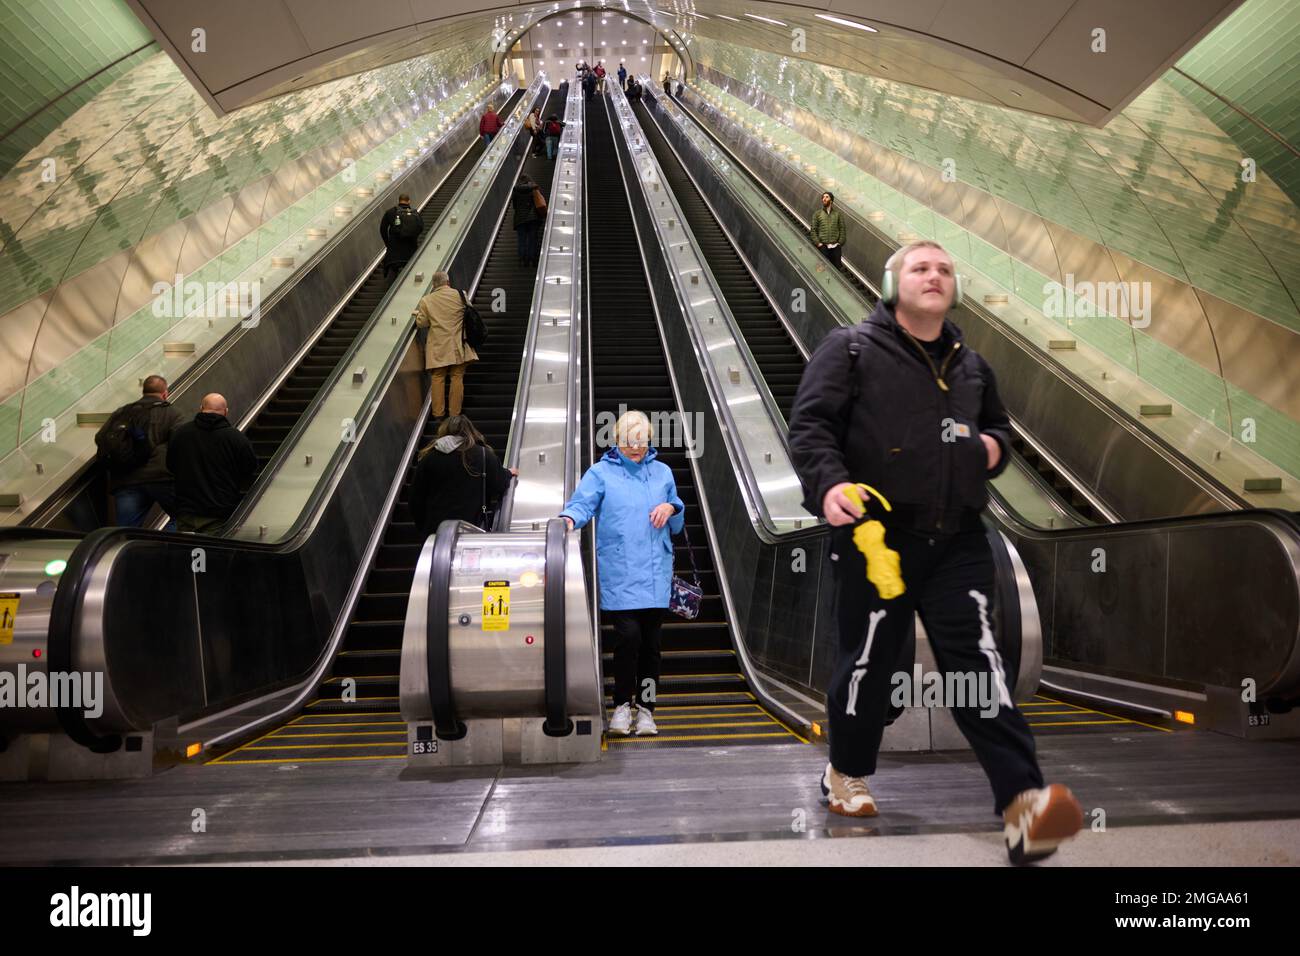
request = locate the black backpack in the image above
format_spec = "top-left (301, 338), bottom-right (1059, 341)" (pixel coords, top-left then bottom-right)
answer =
top-left (460, 290), bottom-right (488, 349)
top-left (394, 207), bottom-right (421, 240)
top-left (96, 401), bottom-right (162, 473)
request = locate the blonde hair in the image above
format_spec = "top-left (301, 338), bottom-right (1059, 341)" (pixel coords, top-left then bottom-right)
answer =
top-left (885, 240), bottom-right (952, 283)
top-left (614, 409), bottom-right (653, 447)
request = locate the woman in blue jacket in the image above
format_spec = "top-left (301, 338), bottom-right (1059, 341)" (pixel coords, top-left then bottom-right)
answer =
top-left (561, 410), bottom-right (685, 737)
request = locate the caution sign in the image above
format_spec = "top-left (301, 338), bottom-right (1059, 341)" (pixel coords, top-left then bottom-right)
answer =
top-left (482, 580), bottom-right (510, 632)
top-left (0, 592), bottom-right (18, 645)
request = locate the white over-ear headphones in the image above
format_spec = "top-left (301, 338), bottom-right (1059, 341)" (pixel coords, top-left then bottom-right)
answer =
top-left (881, 244), bottom-right (963, 308)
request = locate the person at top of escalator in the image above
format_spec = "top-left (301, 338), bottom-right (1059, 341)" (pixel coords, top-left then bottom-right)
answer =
top-left (413, 271), bottom-right (478, 419)
top-left (410, 415), bottom-right (516, 539)
top-left (786, 239), bottom-right (1082, 864)
top-left (96, 374), bottom-right (186, 530)
top-left (625, 76), bottom-right (642, 102)
top-left (559, 410), bottom-right (686, 739)
top-left (166, 393), bottom-right (258, 535)
top-left (618, 62), bottom-right (627, 91)
top-left (379, 193), bottom-right (423, 279)
top-left (810, 190), bottom-right (847, 270)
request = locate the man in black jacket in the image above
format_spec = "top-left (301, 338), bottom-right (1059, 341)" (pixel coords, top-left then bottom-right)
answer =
top-left (166, 393), bottom-right (259, 534)
top-left (788, 240), bottom-right (1081, 864)
top-left (99, 375), bottom-right (186, 529)
top-left (378, 194), bottom-right (423, 279)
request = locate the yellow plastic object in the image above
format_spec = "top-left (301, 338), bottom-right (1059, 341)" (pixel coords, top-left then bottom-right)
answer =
top-left (844, 484), bottom-right (905, 600)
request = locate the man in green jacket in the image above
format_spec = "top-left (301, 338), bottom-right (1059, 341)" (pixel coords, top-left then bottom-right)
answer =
top-left (810, 190), bottom-right (847, 269)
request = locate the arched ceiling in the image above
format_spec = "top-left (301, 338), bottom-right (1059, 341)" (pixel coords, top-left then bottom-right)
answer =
top-left (123, 0), bottom-right (1244, 126)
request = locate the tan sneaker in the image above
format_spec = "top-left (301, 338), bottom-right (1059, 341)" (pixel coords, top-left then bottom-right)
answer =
top-left (821, 763), bottom-right (878, 817)
top-left (1003, 784), bottom-right (1083, 864)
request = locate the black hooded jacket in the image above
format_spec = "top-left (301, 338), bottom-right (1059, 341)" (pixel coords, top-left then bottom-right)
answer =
top-left (410, 438), bottom-right (514, 539)
top-left (787, 300), bottom-right (1012, 533)
top-left (166, 412), bottom-right (259, 520)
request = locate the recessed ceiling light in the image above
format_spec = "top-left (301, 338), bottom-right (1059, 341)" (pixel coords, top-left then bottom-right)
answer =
top-left (815, 13), bottom-right (878, 33)
top-left (745, 14), bottom-right (787, 27)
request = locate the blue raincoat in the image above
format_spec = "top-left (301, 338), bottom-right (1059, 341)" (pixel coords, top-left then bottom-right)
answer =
top-left (560, 445), bottom-right (686, 610)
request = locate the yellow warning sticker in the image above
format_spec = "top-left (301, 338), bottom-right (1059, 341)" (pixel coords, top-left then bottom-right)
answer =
top-left (482, 580), bottom-right (510, 632)
top-left (0, 592), bottom-right (18, 645)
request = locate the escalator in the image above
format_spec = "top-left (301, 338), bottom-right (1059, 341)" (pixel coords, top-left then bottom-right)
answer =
top-left (238, 91), bottom-right (526, 477)
top-left (586, 94), bottom-right (804, 748)
top-left (641, 91), bottom-right (1300, 732)
top-left (208, 89), bottom-right (561, 765)
top-left (631, 100), bottom-right (803, 423)
top-left (658, 91), bottom-right (1107, 526)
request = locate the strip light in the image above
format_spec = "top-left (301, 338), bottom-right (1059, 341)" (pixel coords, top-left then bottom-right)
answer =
top-left (815, 13), bottom-right (879, 33)
top-left (744, 13), bottom-right (787, 26)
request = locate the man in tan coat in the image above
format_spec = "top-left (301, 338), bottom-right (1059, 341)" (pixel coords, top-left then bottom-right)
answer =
top-left (413, 271), bottom-right (478, 417)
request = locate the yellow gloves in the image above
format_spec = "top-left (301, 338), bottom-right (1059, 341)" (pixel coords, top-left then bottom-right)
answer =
top-left (844, 483), bottom-right (905, 600)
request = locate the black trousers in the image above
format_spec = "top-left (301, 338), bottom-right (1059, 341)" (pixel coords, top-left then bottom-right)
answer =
top-left (819, 245), bottom-right (843, 268)
top-left (827, 526), bottom-right (1043, 813)
top-left (605, 608), bottom-right (664, 711)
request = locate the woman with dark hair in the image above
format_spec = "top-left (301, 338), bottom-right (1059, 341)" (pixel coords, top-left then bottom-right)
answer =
top-left (512, 173), bottom-right (546, 267)
top-left (410, 415), bottom-right (517, 538)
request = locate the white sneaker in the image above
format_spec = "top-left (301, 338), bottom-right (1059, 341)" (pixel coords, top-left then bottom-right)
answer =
top-left (821, 762), bottom-right (878, 817)
top-left (635, 708), bottom-right (658, 736)
top-left (608, 703), bottom-right (633, 736)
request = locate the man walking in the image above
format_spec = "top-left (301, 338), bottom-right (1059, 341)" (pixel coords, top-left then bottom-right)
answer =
top-left (166, 393), bottom-right (259, 534)
top-left (787, 240), bottom-right (1082, 864)
top-left (379, 193), bottom-right (423, 279)
top-left (617, 62), bottom-right (627, 91)
top-left (96, 374), bottom-right (185, 529)
top-left (810, 190), bottom-right (846, 268)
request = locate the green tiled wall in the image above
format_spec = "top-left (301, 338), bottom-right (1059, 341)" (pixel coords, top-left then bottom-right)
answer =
top-left (689, 36), bottom-right (1300, 338)
top-left (694, 77), bottom-right (1300, 480)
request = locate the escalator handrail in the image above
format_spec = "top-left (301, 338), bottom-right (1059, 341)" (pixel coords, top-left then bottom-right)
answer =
top-left (226, 82), bottom-right (543, 540)
top-left (543, 517), bottom-right (572, 735)
top-left (45, 526), bottom-right (127, 752)
top-left (642, 86), bottom-right (866, 345)
top-left (606, 83), bottom-right (795, 543)
top-left (428, 520), bottom-right (471, 739)
top-left (498, 82), bottom-right (586, 527)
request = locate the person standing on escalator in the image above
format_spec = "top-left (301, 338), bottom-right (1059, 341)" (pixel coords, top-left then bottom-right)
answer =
top-left (559, 411), bottom-right (685, 738)
top-left (511, 173), bottom-right (545, 267)
top-left (810, 190), bottom-right (846, 269)
top-left (379, 194), bottom-right (423, 279)
top-left (478, 104), bottom-right (502, 146)
top-left (413, 271), bottom-right (478, 420)
top-left (410, 415), bottom-right (516, 538)
top-left (787, 239), bottom-right (1083, 865)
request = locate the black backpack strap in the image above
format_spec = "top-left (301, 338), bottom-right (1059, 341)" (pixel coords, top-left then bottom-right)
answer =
top-left (846, 325), bottom-right (866, 401)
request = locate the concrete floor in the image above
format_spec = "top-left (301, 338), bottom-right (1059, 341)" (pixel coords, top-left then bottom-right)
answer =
top-left (2, 728), bottom-right (1299, 866)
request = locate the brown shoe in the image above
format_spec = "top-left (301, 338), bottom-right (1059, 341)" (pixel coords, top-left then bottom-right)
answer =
top-left (1003, 784), bottom-right (1083, 864)
top-left (821, 763), bottom-right (878, 817)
